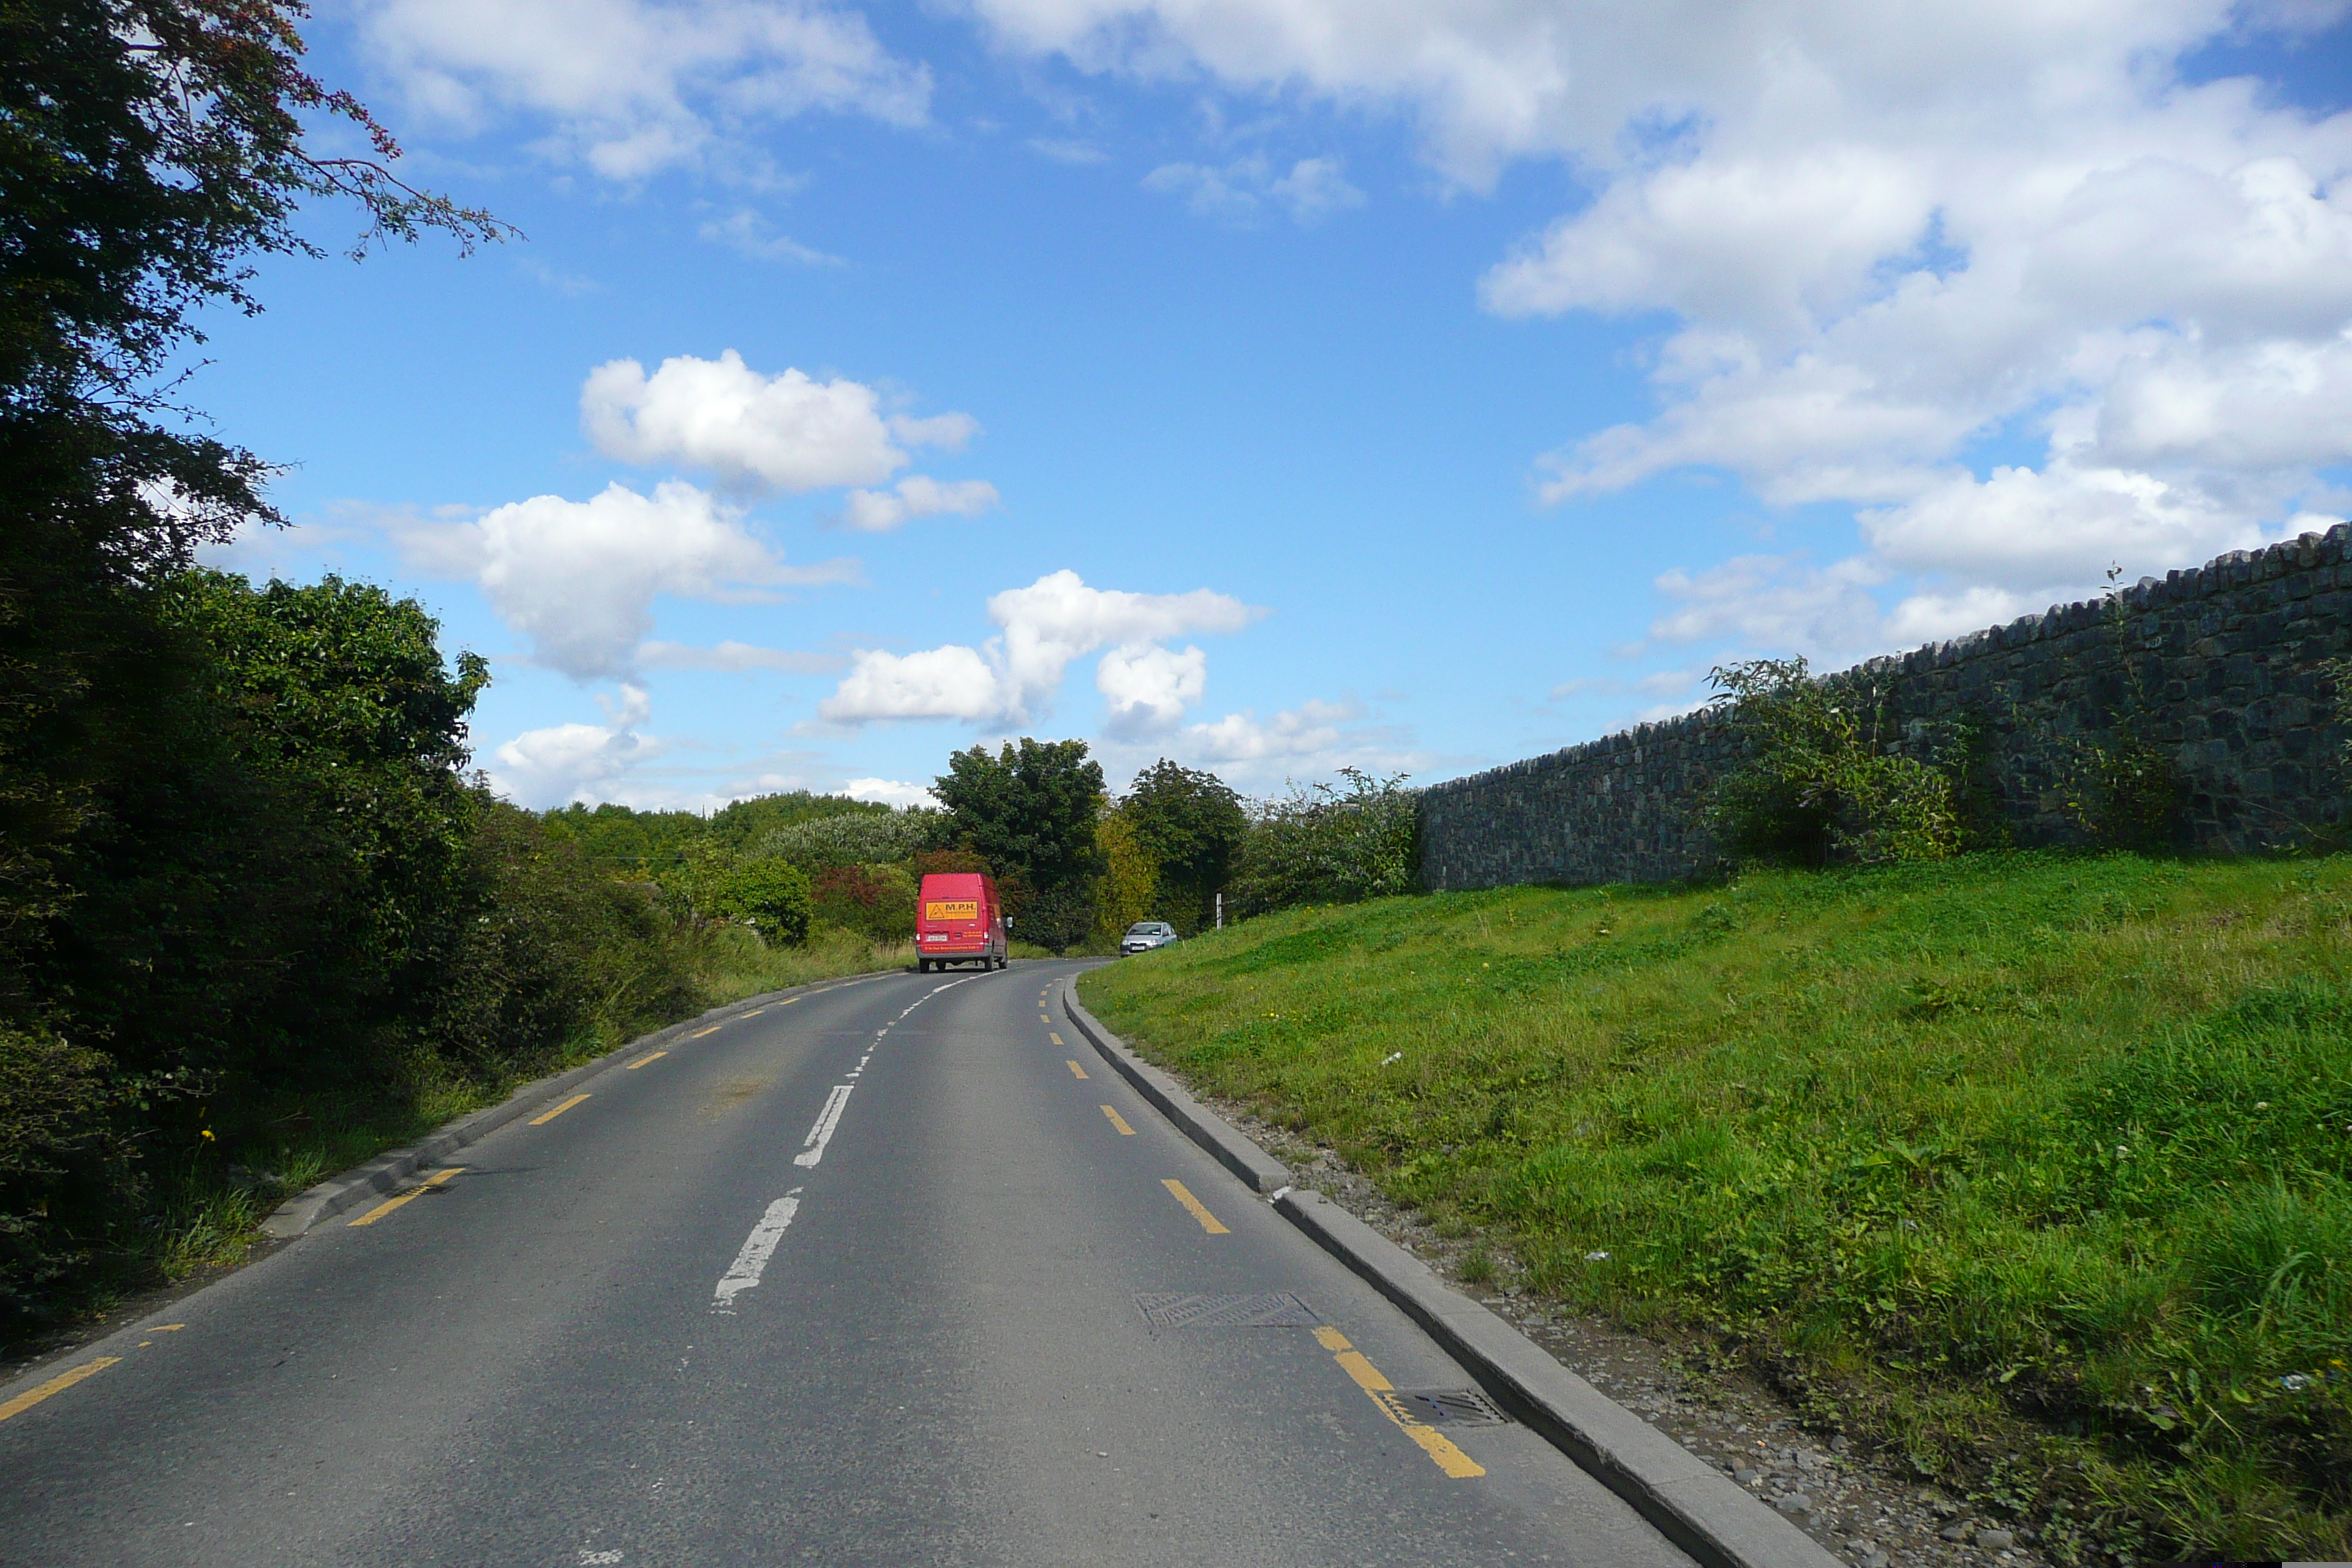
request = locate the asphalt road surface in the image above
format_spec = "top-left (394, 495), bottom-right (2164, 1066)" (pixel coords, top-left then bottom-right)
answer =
top-left (0, 961), bottom-right (1695, 1568)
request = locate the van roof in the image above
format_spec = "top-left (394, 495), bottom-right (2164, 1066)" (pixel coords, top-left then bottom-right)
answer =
top-left (919, 872), bottom-right (989, 894)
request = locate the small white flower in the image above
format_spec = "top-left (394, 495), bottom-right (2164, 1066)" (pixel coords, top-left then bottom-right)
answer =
top-left (1585, 1250), bottom-right (1611, 1262)
top-left (1381, 1051), bottom-right (1403, 1066)
top-left (2255, 1101), bottom-right (2270, 1110)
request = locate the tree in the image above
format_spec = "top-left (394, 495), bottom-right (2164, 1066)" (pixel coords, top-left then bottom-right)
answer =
top-left (1092, 810), bottom-right (1158, 943)
top-left (1, 0), bottom-right (505, 1011)
top-left (932, 739), bottom-right (1106, 950)
top-left (1120, 759), bottom-right (1244, 932)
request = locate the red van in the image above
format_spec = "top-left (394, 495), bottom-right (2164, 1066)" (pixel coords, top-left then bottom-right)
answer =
top-left (915, 872), bottom-right (1008, 973)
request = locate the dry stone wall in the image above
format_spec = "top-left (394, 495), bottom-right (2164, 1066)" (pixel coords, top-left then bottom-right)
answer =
top-left (1421, 526), bottom-right (2352, 891)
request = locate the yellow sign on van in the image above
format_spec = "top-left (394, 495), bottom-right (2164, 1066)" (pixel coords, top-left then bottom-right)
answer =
top-left (926, 900), bottom-right (979, 921)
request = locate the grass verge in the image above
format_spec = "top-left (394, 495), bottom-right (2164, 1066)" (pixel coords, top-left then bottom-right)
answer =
top-left (1077, 851), bottom-right (2352, 1563)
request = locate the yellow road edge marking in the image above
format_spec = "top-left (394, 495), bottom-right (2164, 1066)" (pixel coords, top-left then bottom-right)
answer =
top-left (1403, 1422), bottom-right (1488, 1479)
top-left (347, 1167), bottom-right (464, 1227)
top-left (1049, 1031), bottom-right (1064, 1046)
top-left (1161, 1179), bottom-right (1230, 1235)
top-left (690, 1025), bottom-right (723, 1038)
top-left (1334, 1349), bottom-right (1392, 1392)
top-left (0, 1357), bottom-right (120, 1422)
top-left (626, 1050), bottom-right (668, 1070)
top-left (1316, 1333), bottom-right (1486, 1479)
top-left (1101, 1105), bottom-right (1136, 1135)
top-left (529, 1093), bottom-right (591, 1126)
top-left (1066, 1060), bottom-right (1089, 1079)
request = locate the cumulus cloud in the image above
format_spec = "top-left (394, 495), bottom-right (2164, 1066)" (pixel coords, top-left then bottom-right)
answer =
top-left (1097, 643), bottom-right (1207, 735)
top-left (839, 475), bottom-right (1000, 532)
top-left (820, 569), bottom-right (1263, 725)
top-left (1180, 698), bottom-right (1359, 762)
top-left (1647, 554), bottom-right (1889, 663)
top-left (1143, 154), bottom-right (1365, 223)
top-left (581, 350), bottom-right (981, 497)
top-left (489, 685), bottom-right (657, 807)
top-left (837, 777), bottom-right (940, 807)
top-left (972, 0), bottom-right (2352, 648)
top-left (389, 480), bottom-right (858, 680)
top-left (355, 0), bottom-right (930, 179)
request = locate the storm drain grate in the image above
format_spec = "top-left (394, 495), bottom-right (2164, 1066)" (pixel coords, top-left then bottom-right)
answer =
top-left (1134, 1292), bottom-right (1322, 1328)
top-left (1375, 1389), bottom-right (1512, 1427)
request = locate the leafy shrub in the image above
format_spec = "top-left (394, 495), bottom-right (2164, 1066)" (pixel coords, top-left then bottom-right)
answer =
top-left (425, 799), bottom-right (703, 1079)
top-left (810, 863), bottom-right (915, 943)
top-left (1228, 767), bottom-right (1420, 917)
top-left (1705, 657), bottom-right (1959, 864)
top-left (717, 857), bottom-right (814, 945)
top-left (755, 808), bottom-right (933, 870)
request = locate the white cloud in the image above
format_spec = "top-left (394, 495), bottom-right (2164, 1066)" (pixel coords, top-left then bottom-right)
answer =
top-left (638, 638), bottom-right (845, 672)
top-left (1647, 554), bottom-right (1888, 663)
top-left (837, 777), bottom-right (940, 807)
top-left (1143, 154), bottom-right (1365, 223)
top-left (581, 350), bottom-right (981, 497)
top-left (970, 0), bottom-right (2352, 641)
top-left (697, 208), bottom-right (843, 264)
top-left (1857, 460), bottom-right (2283, 593)
top-left (1180, 698), bottom-right (1358, 762)
top-left (838, 475), bottom-right (1001, 532)
top-left (820, 569), bottom-right (1264, 724)
top-left (355, 0), bottom-right (930, 179)
top-left (388, 480), bottom-right (859, 680)
top-left (1097, 643), bottom-right (1207, 735)
top-left (820, 643), bottom-right (1006, 721)
top-left (489, 685), bottom-right (657, 807)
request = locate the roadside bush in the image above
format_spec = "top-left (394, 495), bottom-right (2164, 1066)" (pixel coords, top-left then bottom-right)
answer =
top-left (422, 799), bottom-right (705, 1082)
top-left (755, 807), bottom-right (933, 870)
top-left (1227, 767), bottom-right (1419, 917)
top-left (1705, 657), bottom-right (1959, 865)
top-left (715, 857), bottom-right (815, 946)
top-left (810, 863), bottom-right (916, 943)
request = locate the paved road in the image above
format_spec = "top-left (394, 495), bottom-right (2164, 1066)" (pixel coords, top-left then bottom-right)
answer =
top-left (0, 961), bottom-right (1692, 1567)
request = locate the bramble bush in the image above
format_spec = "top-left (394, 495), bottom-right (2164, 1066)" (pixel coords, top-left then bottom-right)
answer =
top-left (1704, 657), bottom-right (1960, 865)
top-left (1227, 767), bottom-right (1420, 917)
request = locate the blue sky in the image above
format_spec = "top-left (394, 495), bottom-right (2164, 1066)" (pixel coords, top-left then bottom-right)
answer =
top-left (196, 0), bottom-right (2352, 809)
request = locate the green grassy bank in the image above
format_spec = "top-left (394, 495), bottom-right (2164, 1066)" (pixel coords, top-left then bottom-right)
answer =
top-left (1077, 851), bottom-right (2352, 1561)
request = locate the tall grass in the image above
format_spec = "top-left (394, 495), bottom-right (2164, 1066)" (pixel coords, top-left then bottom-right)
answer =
top-left (1079, 851), bottom-right (2352, 1561)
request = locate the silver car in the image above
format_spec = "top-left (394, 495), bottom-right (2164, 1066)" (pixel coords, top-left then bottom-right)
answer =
top-left (1120, 921), bottom-right (1179, 956)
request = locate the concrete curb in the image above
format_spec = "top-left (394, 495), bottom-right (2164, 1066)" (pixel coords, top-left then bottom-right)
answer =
top-left (1060, 981), bottom-right (1292, 1195)
top-left (1060, 979), bottom-right (1841, 1568)
top-left (260, 968), bottom-right (902, 1239)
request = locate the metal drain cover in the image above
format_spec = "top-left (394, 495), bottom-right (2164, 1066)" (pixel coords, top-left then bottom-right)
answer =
top-left (1376, 1389), bottom-right (1512, 1427)
top-left (1134, 1292), bottom-right (1322, 1328)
